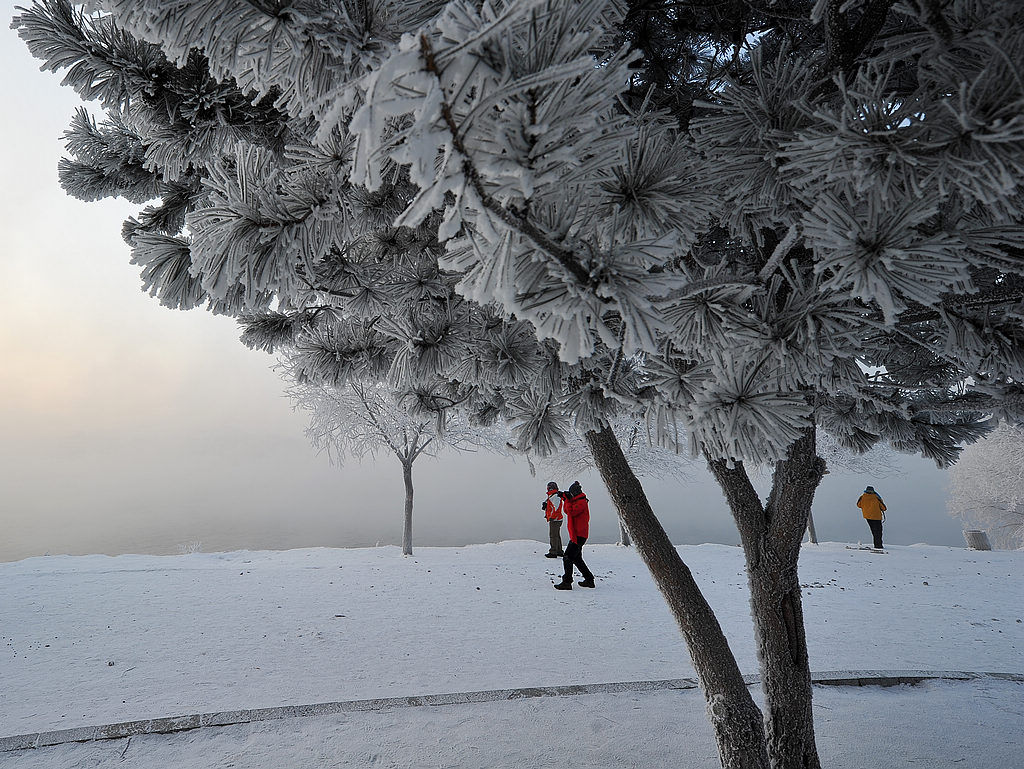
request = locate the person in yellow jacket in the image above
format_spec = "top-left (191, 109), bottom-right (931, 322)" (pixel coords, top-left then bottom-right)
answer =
top-left (857, 485), bottom-right (887, 549)
top-left (542, 481), bottom-right (564, 558)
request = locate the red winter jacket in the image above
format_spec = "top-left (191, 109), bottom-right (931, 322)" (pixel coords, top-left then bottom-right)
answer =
top-left (562, 492), bottom-right (590, 543)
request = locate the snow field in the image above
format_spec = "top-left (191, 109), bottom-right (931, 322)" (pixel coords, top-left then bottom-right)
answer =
top-left (2, 540), bottom-right (1022, 767)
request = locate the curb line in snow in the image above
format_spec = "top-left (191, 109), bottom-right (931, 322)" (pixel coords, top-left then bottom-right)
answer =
top-left (3, 670), bottom-right (1022, 753)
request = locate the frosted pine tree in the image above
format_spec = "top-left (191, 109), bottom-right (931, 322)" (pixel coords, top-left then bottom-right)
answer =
top-left (329, 4), bottom-right (1024, 766)
top-left (12, 4), bottom-right (772, 762)
top-left (14, 2), bottom-right (1024, 769)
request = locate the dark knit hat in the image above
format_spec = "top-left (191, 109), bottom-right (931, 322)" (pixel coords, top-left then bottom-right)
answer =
top-left (865, 485), bottom-right (875, 493)
top-left (547, 481), bottom-right (558, 491)
top-left (568, 481), bottom-right (582, 496)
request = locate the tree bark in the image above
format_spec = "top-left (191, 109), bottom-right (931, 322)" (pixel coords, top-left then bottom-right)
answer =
top-left (401, 460), bottom-right (414, 556)
top-left (585, 426), bottom-right (769, 769)
top-left (707, 428), bottom-right (825, 769)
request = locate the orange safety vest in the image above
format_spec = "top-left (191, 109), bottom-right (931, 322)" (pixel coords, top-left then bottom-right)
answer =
top-left (544, 491), bottom-right (563, 521)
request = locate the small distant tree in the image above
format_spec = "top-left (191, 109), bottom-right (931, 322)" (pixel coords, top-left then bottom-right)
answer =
top-left (292, 381), bottom-right (499, 555)
top-left (948, 424), bottom-right (1024, 549)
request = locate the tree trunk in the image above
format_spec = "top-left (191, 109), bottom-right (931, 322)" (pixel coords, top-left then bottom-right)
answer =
top-left (707, 428), bottom-right (825, 769)
top-left (585, 426), bottom-right (769, 769)
top-left (618, 519), bottom-right (631, 546)
top-left (401, 460), bottom-right (414, 556)
top-left (805, 511), bottom-right (818, 545)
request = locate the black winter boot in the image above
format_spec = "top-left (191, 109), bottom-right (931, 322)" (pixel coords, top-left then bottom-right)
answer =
top-left (553, 578), bottom-right (573, 590)
top-left (577, 577), bottom-right (595, 588)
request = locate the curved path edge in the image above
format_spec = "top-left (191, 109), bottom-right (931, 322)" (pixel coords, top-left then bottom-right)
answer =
top-left (4, 670), bottom-right (1022, 753)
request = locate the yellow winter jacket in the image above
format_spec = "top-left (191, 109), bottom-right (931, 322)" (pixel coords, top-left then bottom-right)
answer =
top-left (857, 492), bottom-right (886, 520)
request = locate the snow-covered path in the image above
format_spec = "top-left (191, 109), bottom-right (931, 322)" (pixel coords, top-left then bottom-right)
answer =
top-left (5, 670), bottom-right (1021, 754)
top-left (1, 678), bottom-right (1021, 769)
top-left (3, 541), bottom-right (1021, 740)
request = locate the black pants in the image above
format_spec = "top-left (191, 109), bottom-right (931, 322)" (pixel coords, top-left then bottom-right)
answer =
top-left (867, 519), bottom-right (883, 549)
top-left (563, 537), bottom-right (593, 581)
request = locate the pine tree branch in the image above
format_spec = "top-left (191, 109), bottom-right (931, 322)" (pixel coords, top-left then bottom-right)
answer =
top-left (896, 287), bottom-right (1024, 325)
top-left (906, 393), bottom-right (1018, 415)
top-left (238, 0), bottom-right (293, 18)
top-left (848, 0), bottom-right (897, 61)
top-left (819, 0), bottom-right (897, 79)
top-left (296, 271), bottom-right (358, 301)
top-left (607, 322), bottom-right (628, 388)
top-left (862, 317), bottom-right (1007, 389)
top-left (417, 33), bottom-right (607, 296)
top-left (756, 224), bottom-right (799, 282)
top-left (14, 2), bottom-right (290, 153)
top-left (908, 0), bottom-right (953, 42)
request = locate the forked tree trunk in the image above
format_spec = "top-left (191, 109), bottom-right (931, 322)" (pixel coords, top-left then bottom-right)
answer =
top-left (401, 460), bottom-right (414, 556)
top-left (806, 511), bottom-right (818, 545)
top-left (707, 428), bottom-right (825, 769)
top-left (585, 426), bottom-right (769, 769)
top-left (618, 519), bottom-right (631, 546)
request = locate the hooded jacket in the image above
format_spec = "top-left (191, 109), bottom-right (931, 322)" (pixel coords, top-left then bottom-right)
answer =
top-left (562, 491), bottom-right (590, 543)
top-left (857, 491), bottom-right (886, 520)
top-left (543, 490), bottom-right (563, 522)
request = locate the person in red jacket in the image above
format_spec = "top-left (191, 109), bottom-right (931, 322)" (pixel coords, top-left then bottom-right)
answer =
top-left (554, 481), bottom-right (595, 589)
top-left (542, 481), bottom-right (565, 558)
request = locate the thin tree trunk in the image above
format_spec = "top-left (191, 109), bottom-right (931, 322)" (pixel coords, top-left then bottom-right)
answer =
top-left (401, 460), bottom-right (414, 556)
top-left (618, 519), bottom-right (631, 546)
top-left (707, 428), bottom-right (825, 769)
top-left (806, 511), bottom-right (818, 545)
top-left (585, 426), bottom-right (769, 769)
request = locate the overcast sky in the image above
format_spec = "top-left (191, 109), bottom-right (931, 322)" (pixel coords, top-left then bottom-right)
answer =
top-left (0, 5), bottom-right (968, 562)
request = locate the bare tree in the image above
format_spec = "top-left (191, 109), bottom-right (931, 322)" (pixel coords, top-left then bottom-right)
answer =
top-left (293, 381), bottom-right (498, 555)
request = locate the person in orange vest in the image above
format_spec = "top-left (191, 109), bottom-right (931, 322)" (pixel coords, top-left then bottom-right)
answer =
top-left (542, 481), bottom-right (565, 558)
top-left (554, 481), bottom-right (595, 589)
top-left (857, 485), bottom-right (887, 549)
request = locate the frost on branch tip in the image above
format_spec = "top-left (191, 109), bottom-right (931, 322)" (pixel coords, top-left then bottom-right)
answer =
top-left (688, 357), bottom-right (815, 465)
top-left (129, 232), bottom-right (205, 311)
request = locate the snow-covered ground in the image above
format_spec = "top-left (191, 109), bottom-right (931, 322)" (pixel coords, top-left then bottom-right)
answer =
top-left (2, 541), bottom-right (1022, 768)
